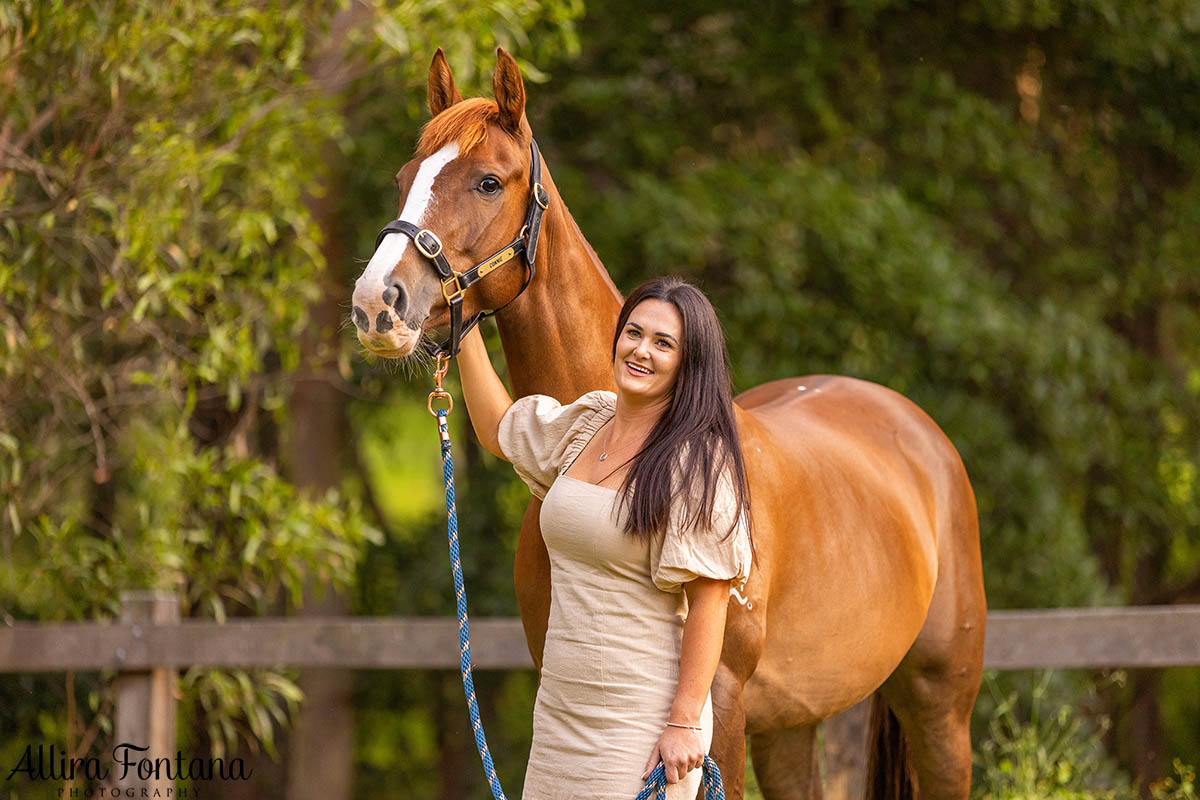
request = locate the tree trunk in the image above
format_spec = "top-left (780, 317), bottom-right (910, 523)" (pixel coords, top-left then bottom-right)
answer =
top-left (438, 671), bottom-right (469, 799)
top-left (1127, 669), bottom-right (1164, 798)
top-left (1125, 547), bottom-right (1168, 796)
top-left (283, 171), bottom-right (355, 800)
top-left (281, 8), bottom-right (376, 794)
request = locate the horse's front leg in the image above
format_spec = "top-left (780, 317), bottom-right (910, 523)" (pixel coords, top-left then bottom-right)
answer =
top-left (711, 599), bottom-right (765, 800)
top-left (513, 499), bottom-right (551, 671)
top-left (711, 660), bottom-right (749, 799)
top-left (749, 723), bottom-right (821, 800)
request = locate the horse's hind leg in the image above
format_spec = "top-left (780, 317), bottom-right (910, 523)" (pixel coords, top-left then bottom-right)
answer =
top-left (877, 666), bottom-right (976, 800)
top-left (877, 487), bottom-right (986, 800)
top-left (749, 723), bottom-right (821, 800)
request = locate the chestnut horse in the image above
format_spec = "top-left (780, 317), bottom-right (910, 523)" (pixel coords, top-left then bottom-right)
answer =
top-left (351, 48), bottom-right (986, 800)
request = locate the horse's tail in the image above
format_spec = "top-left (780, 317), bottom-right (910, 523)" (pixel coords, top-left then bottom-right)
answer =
top-left (865, 692), bottom-right (918, 800)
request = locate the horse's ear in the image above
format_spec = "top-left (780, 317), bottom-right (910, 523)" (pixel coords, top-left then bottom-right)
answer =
top-left (428, 48), bottom-right (463, 116)
top-left (492, 47), bottom-right (528, 137)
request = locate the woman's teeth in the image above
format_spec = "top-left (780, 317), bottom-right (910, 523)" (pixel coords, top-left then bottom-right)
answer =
top-left (627, 362), bottom-right (651, 375)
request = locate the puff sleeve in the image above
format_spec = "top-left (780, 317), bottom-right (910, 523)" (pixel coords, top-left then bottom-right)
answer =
top-left (650, 468), bottom-right (752, 595)
top-left (497, 390), bottom-right (615, 499)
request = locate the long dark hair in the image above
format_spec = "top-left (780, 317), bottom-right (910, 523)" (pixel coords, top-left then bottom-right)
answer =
top-left (614, 277), bottom-right (752, 543)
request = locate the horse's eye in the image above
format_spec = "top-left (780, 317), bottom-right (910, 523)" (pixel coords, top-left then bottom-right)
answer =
top-left (478, 177), bottom-right (501, 194)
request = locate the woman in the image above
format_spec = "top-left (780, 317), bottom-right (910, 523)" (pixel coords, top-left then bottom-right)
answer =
top-left (457, 277), bottom-right (752, 799)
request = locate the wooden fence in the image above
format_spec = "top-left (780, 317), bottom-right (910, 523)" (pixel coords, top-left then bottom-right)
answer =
top-left (2, 592), bottom-right (1198, 795)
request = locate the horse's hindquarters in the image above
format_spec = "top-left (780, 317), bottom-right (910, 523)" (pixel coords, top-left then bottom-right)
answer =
top-left (733, 376), bottom-right (957, 730)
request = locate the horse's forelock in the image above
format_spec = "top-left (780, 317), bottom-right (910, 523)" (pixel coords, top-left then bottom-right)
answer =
top-left (417, 98), bottom-right (503, 158)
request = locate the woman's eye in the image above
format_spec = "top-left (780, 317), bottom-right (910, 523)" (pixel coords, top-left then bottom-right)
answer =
top-left (478, 177), bottom-right (501, 194)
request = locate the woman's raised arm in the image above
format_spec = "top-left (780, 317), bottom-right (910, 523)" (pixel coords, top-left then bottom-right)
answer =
top-left (456, 325), bottom-right (513, 460)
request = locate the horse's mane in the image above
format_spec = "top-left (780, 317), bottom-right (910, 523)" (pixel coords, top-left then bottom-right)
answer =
top-left (417, 97), bottom-right (502, 157)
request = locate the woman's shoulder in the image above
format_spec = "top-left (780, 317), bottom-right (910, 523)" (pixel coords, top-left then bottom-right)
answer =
top-left (504, 389), bottom-right (614, 426)
top-left (497, 389), bottom-right (615, 499)
top-left (572, 389), bottom-right (616, 415)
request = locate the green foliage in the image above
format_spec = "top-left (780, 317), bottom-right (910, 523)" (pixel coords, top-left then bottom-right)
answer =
top-left (1, 0), bottom-right (358, 616)
top-left (1161, 668), bottom-right (1200, 776)
top-left (182, 667), bottom-right (303, 760)
top-left (973, 674), bottom-right (1198, 800)
top-left (0, 0), bottom-right (581, 784)
top-left (1149, 761), bottom-right (1198, 800)
top-left (974, 673), bottom-right (1128, 799)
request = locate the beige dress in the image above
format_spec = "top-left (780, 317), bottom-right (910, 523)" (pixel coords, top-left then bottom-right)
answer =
top-left (498, 390), bottom-right (752, 800)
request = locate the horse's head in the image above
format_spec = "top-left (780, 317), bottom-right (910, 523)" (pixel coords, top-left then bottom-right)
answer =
top-left (352, 47), bottom-right (540, 358)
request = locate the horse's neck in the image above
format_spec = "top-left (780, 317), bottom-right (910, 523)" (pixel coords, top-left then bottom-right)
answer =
top-left (496, 172), bottom-right (622, 401)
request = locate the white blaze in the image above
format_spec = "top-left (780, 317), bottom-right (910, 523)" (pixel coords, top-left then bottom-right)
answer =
top-left (356, 142), bottom-right (460, 294)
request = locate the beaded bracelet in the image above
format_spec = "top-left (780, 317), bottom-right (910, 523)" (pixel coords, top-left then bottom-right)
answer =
top-left (665, 721), bottom-right (703, 731)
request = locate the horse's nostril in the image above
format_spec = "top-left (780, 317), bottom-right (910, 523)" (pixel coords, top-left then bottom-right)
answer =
top-left (382, 281), bottom-right (408, 317)
top-left (352, 306), bottom-right (370, 333)
top-left (376, 310), bottom-right (394, 333)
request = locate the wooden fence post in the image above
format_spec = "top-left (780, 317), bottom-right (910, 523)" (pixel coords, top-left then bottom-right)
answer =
top-left (111, 590), bottom-right (179, 795)
top-left (822, 699), bottom-right (869, 800)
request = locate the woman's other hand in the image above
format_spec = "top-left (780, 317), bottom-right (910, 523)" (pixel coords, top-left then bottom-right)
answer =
top-left (641, 724), bottom-right (704, 784)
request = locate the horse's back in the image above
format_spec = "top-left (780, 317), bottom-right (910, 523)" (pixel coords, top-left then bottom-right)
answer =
top-left (732, 375), bottom-right (975, 729)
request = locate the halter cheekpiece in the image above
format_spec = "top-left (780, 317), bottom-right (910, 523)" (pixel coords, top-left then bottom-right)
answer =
top-left (374, 140), bottom-right (550, 358)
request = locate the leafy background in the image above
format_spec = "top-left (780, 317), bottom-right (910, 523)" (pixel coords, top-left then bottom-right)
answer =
top-left (1, 0), bottom-right (1197, 798)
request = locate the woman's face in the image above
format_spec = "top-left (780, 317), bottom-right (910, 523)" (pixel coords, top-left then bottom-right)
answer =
top-left (612, 298), bottom-right (684, 405)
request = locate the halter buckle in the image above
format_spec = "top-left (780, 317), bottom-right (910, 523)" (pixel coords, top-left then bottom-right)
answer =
top-left (533, 183), bottom-right (549, 210)
top-left (415, 229), bottom-right (443, 259)
top-left (441, 272), bottom-right (466, 305)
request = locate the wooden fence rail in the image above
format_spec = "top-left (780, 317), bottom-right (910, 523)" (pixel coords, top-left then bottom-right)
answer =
top-left (4, 601), bottom-right (1199, 672)
top-left (2, 594), bottom-right (1197, 797)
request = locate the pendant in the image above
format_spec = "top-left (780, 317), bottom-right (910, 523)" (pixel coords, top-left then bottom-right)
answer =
top-left (599, 452), bottom-right (608, 461)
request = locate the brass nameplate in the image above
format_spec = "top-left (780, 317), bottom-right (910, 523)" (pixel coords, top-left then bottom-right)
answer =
top-left (477, 247), bottom-right (517, 278)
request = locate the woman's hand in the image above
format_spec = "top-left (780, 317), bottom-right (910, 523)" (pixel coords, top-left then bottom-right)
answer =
top-left (642, 724), bottom-right (704, 784)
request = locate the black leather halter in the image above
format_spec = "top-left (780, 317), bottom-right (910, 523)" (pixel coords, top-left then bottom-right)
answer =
top-left (373, 140), bottom-right (550, 358)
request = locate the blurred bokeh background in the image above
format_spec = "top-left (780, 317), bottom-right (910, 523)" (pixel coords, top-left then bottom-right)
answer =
top-left (1, 0), bottom-right (1197, 798)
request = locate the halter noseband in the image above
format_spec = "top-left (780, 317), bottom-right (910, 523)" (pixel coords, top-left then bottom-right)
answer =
top-left (373, 140), bottom-right (550, 358)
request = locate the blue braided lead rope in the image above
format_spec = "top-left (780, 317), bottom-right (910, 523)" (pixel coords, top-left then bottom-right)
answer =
top-left (435, 408), bottom-right (726, 800)
top-left (438, 409), bottom-right (508, 800)
top-left (636, 756), bottom-right (726, 800)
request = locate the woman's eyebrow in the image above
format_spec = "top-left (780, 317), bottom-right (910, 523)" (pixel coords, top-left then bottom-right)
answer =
top-left (628, 321), bottom-right (677, 343)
